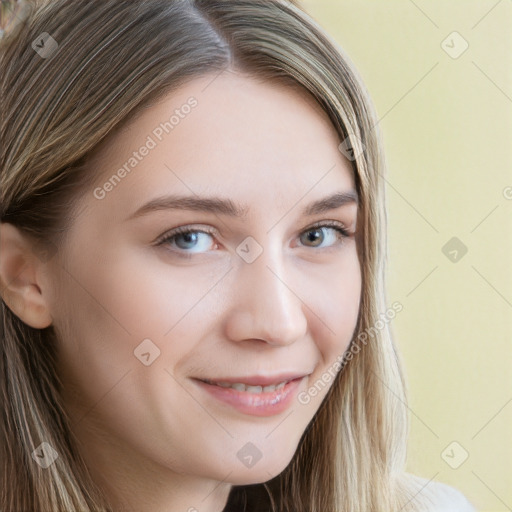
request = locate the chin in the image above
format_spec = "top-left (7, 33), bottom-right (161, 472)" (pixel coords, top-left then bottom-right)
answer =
top-left (225, 457), bottom-right (294, 486)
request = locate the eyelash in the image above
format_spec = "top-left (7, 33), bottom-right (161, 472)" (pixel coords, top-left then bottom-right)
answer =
top-left (154, 221), bottom-right (352, 259)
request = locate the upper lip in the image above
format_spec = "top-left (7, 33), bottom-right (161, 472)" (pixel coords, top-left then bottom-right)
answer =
top-left (195, 372), bottom-right (310, 387)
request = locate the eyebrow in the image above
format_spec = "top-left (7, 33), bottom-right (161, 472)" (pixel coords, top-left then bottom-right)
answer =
top-left (126, 190), bottom-right (358, 221)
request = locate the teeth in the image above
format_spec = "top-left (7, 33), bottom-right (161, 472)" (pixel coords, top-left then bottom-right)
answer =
top-left (207, 380), bottom-right (289, 392)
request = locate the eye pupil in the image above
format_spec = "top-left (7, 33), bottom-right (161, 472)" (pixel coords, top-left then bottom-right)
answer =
top-left (177, 232), bottom-right (198, 248)
top-left (304, 228), bottom-right (323, 245)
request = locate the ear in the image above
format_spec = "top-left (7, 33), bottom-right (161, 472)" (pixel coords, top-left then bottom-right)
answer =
top-left (0, 222), bottom-right (53, 328)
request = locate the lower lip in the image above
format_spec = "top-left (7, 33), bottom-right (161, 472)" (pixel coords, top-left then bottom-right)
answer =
top-left (193, 377), bottom-right (305, 417)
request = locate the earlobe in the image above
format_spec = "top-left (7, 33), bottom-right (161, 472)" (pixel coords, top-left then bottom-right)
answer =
top-left (0, 222), bottom-right (53, 329)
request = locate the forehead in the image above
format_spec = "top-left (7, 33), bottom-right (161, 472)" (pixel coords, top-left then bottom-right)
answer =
top-left (83, 70), bottom-right (356, 221)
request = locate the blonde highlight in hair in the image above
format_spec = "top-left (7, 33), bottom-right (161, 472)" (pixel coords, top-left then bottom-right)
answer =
top-left (1, 1), bottom-right (425, 510)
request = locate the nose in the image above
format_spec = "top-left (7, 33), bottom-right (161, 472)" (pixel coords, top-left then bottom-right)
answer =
top-left (224, 247), bottom-right (308, 347)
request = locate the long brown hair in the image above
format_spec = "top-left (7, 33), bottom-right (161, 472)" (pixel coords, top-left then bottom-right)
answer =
top-left (1, 1), bottom-right (421, 510)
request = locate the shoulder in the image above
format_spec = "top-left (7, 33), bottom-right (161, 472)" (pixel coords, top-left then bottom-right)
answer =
top-left (403, 473), bottom-right (477, 512)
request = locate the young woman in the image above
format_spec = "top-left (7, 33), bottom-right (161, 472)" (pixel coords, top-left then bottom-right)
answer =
top-left (0, 0), bottom-right (476, 510)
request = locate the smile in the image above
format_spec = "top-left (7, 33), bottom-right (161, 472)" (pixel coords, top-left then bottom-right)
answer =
top-left (192, 376), bottom-right (307, 417)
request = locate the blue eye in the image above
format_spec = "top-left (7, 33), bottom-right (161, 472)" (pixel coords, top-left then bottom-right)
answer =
top-left (157, 226), bottom-right (216, 255)
top-left (155, 222), bottom-right (352, 258)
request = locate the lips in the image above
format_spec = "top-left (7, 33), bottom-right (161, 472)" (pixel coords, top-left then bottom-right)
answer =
top-left (195, 372), bottom-right (310, 388)
top-left (193, 375), bottom-right (307, 416)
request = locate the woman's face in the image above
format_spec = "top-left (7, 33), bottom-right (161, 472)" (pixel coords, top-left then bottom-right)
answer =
top-left (45, 70), bottom-right (361, 501)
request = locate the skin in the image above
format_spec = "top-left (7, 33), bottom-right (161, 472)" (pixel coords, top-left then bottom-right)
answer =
top-left (0, 70), bottom-right (361, 512)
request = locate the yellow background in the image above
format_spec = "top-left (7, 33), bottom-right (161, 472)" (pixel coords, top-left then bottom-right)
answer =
top-left (300, 1), bottom-right (512, 511)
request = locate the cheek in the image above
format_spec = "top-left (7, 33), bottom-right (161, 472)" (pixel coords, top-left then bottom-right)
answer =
top-left (294, 262), bottom-right (361, 411)
top-left (53, 250), bottom-right (224, 404)
top-left (306, 251), bottom-right (362, 358)
top-left (50, 255), bottom-right (159, 414)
